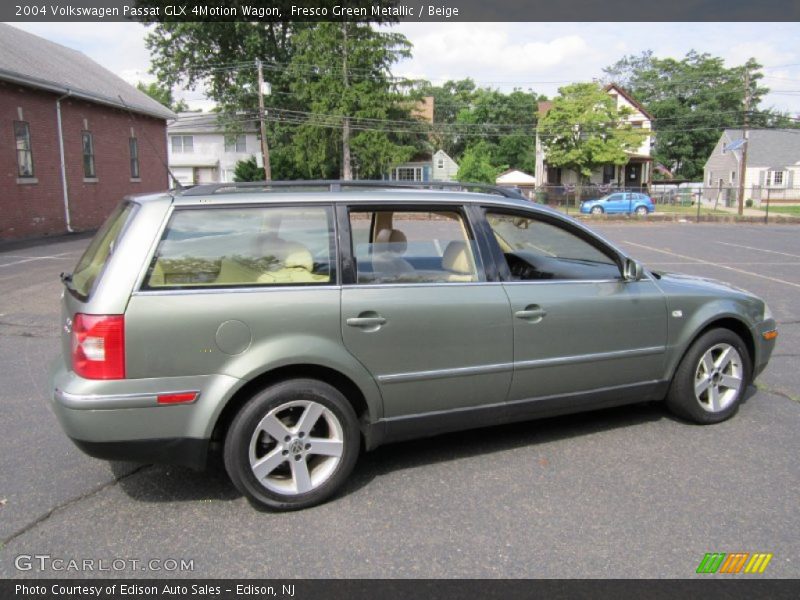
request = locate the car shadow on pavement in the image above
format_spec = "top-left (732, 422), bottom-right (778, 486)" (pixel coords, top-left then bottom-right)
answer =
top-left (109, 395), bottom-right (717, 505)
top-left (110, 385), bottom-right (759, 505)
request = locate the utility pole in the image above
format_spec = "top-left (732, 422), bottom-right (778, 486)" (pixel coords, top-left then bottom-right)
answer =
top-left (341, 23), bottom-right (352, 180)
top-left (256, 58), bottom-right (272, 181)
top-left (736, 67), bottom-right (751, 216)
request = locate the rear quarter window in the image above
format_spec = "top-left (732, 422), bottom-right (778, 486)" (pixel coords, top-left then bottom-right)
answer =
top-left (144, 205), bottom-right (336, 289)
top-left (70, 202), bottom-right (136, 299)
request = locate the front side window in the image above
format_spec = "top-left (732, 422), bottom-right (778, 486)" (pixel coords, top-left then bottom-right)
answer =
top-left (14, 121), bottom-right (34, 177)
top-left (129, 137), bottom-right (139, 178)
top-left (224, 134), bottom-right (247, 153)
top-left (82, 131), bottom-right (95, 178)
top-left (145, 206), bottom-right (335, 289)
top-left (171, 135), bottom-right (194, 153)
top-left (487, 212), bottom-right (619, 281)
top-left (349, 209), bottom-right (480, 285)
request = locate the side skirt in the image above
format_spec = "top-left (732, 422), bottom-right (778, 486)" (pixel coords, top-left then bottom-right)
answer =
top-left (372, 380), bottom-right (669, 447)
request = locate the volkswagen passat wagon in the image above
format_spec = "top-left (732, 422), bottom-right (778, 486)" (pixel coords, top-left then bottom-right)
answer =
top-left (52, 181), bottom-right (777, 510)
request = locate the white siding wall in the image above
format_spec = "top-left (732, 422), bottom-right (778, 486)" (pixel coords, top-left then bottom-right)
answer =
top-left (168, 132), bottom-right (260, 183)
top-left (432, 150), bottom-right (459, 181)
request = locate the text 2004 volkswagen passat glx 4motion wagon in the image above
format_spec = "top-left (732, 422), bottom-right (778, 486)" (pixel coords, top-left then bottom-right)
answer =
top-left (52, 181), bottom-right (777, 510)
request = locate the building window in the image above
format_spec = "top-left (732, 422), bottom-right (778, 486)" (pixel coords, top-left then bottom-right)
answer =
top-left (224, 134), bottom-right (246, 153)
top-left (602, 164), bottom-right (615, 184)
top-left (82, 131), bottom-right (96, 178)
top-left (129, 137), bottom-right (140, 179)
top-left (14, 121), bottom-right (34, 178)
top-left (771, 171), bottom-right (785, 186)
top-left (437, 158), bottom-right (444, 169)
top-left (631, 121), bottom-right (643, 129)
top-left (171, 135), bottom-right (193, 153)
top-left (730, 171), bottom-right (736, 183)
top-left (393, 167), bottom-right (422, 181)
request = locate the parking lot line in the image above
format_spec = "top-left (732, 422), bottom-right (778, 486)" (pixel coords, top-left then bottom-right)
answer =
top-left (0, 252), bottom-right (74, 268)
top-left (623, 241), bottom-right (800, 289)
top-left (715, 241), bottom-right (800, 259)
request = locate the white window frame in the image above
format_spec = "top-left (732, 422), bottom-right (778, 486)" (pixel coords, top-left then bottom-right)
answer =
top-left (224, 134), bottom-right (247, 153)
top-left (171, 135), bottom-right (194, 154)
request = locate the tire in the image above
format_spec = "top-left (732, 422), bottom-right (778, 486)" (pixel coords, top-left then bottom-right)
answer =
top-left (665, 328), bottom-right (751, 424)
top-left (224, 379), bottom-right (360, 510)
top-left (635, 206), bottom-right (648, 216)
top-left (591, 206), bottom-right (604, 215)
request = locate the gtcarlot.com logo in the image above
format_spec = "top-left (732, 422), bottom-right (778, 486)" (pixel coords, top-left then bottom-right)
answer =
top-left (14, 554), bottom-right (194, 573)
top-left (696, 552), bottom-right (773, 574)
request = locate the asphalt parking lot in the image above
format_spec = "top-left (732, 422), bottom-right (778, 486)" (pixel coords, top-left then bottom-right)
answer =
top-left (0, 222), bottom-right (798, 579)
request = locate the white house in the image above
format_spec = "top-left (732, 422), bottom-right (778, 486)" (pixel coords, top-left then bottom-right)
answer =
top-left (535, 84), bottom-right (653, 189)
top-left (703, 129), bottom-right (800, 206)
top-left (385, 149), bottom-right (459, 182)
top-left (168, 112), bottom-right (260, 184)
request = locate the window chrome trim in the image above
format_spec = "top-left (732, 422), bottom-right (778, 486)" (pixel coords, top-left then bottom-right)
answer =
top-left (345, 281), bottom-right (502, 290)
top-left (133, 285), bottom-right (342, 297)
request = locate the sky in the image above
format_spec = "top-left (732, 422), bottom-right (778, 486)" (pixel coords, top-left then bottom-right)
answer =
top-left (7, 21), bottom-right (800, 115)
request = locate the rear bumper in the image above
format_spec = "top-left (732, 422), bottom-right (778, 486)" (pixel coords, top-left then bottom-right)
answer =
top-left (69, 437), bottom-right (209, 469)
top-left (51, 362), bottom-right (242, 470)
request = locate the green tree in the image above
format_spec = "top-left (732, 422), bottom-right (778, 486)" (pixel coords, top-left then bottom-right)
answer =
top-left (286, 22), bottom-right (419, 179)
top-left (233, 156), bottom-right (265, 182)
top-left (136, 81), bottom-right (188, 112)
top-left (455, 142), bottom-right (506, 183)
top-left (412, 80), bottom-right (543, 173)
top-left (143, 20), bottom-right (310, 178)
top-left (539, 83), bottom-right (647, 185)
top-left (602, 51), bottom-right (788, 179)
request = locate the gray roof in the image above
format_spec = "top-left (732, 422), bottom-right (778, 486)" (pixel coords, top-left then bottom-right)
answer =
top-left (168, 112), bottom-right (259, 134)
top-left (723, 129), bottom-right (800, 168)
top-left (0, 23), bottom-right (174, 120)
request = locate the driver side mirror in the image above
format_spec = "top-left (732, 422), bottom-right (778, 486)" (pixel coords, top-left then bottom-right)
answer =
top-left (623, 258), bottom-right (644, 282)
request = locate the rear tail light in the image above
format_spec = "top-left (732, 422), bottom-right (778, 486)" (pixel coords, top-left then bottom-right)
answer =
top-left (71, 314), bottom-right (125, 379)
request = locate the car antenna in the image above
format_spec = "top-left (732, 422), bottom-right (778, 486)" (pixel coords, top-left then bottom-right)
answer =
top-left (116, 94), bottom-right (183, 192)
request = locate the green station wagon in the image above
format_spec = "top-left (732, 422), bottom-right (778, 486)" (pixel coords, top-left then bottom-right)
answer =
top-left (52, 182), bottom-right (778, 510)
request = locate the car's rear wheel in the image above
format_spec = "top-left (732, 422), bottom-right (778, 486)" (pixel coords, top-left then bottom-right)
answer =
top-left (635, 205), bottom-right (648, 216)
top-left (591, 206), bottom-right (604, 215)
top-left (666, 328), bottom-right (751, 424)
top-left (224, 379), bottom-right (360, 510)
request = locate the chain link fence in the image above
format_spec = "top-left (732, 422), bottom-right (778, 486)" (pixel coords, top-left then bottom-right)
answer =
top-left (512, 183), bottom-right (800, 220)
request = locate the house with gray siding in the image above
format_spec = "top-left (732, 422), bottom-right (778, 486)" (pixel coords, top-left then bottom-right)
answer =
top-left (703, 129), bottom-right (800, 206)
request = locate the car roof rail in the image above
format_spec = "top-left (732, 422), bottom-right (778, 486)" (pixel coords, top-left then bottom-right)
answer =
top-left (178, 180), bottom-right (527, 200)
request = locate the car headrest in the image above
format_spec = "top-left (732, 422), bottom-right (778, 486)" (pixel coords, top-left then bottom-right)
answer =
top-left (442, 241), bottom-right (474, 275)
top-left (374, 229), bottom-right (408, 254)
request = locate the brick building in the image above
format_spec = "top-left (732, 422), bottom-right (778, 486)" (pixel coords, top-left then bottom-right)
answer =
top-left (0, 24), bottom-right (175, 241)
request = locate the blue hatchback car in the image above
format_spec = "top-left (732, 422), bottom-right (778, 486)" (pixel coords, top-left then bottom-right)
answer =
top-left (580, 192), bottom-right (654, 215)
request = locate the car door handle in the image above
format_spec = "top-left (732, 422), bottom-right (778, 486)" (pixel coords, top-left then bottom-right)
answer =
top-left (515, 306), bottom-right (547, 322)
top-left (346, 316), bottom-right (387, 328)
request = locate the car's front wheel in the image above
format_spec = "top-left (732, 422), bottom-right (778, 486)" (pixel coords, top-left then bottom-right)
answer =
top-left (666, 328), bottom-right (751, 424)
top-left (224, 379), bottom-right (360, 510)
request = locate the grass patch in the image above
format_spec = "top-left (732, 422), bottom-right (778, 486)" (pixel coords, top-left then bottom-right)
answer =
top-left (759, 205), bottom-right (800, 216)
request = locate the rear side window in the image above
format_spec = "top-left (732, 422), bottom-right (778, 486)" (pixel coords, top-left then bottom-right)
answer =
top-left (70, 202), bottom-right (135, 299)
top-left (144, 206), bottom-right (335, 289)
top-left (349, 209), bottom-right (480, 284)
